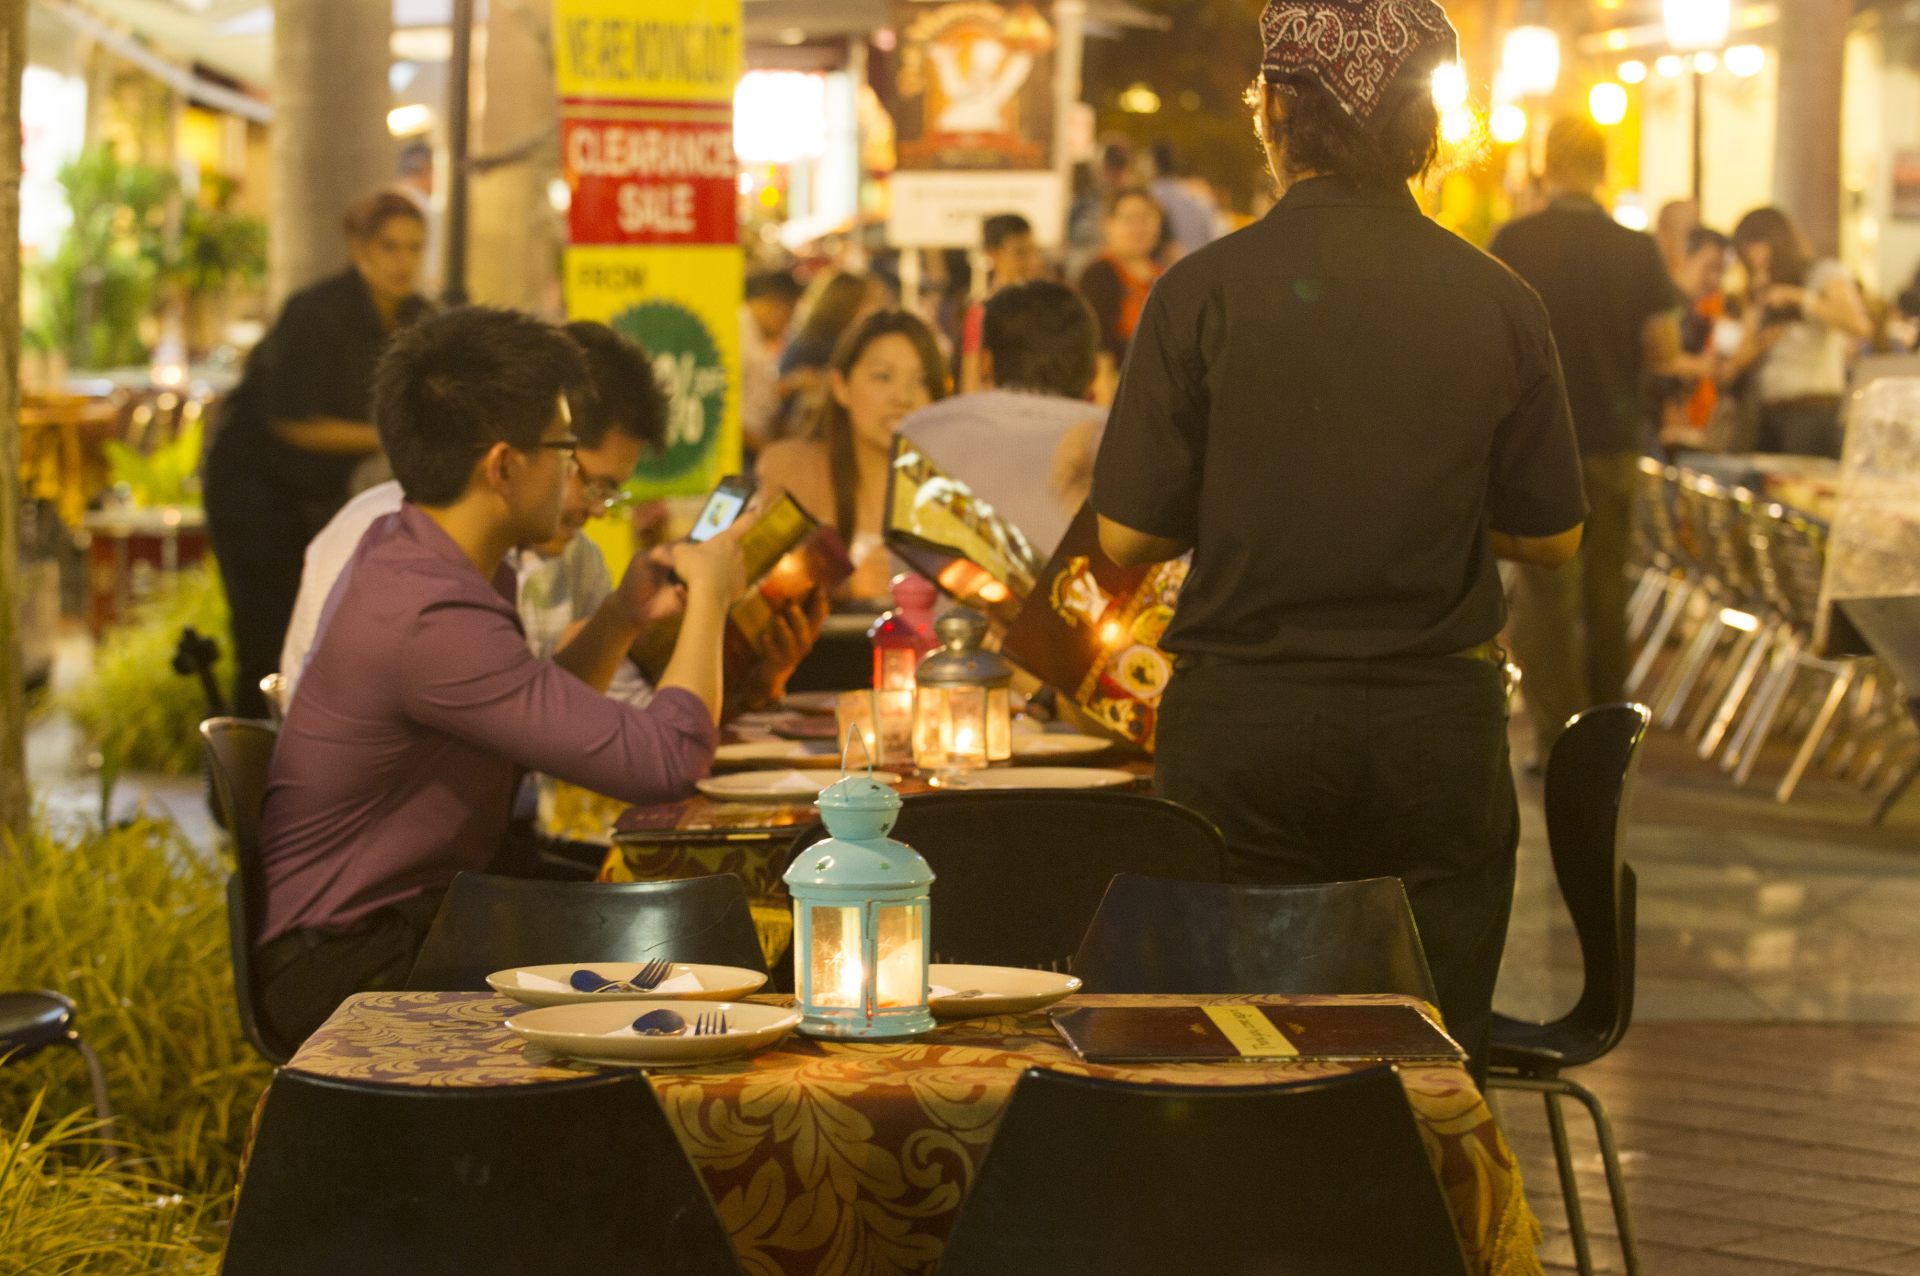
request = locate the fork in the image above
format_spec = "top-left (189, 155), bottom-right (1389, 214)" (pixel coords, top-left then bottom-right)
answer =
top-left (570, 957), bottom-right (674, 994)
top-left (693, 1010), bottom-right (729, 1037)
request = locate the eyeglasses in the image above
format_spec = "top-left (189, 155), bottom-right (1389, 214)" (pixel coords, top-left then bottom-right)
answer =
top-left (578, 472), bottom-right (629, 513)
top-left (524, 438), bottom-right (581, 462)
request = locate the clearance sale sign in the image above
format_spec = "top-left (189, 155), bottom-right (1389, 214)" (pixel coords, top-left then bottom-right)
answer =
top-left (553, 0), bottom-right (743, 498)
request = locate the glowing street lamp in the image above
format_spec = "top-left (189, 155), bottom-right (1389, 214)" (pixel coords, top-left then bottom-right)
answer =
top-left (1663, 0), bottom-right (1732, 51)
top-left (1589, 82), bottom-right (1629, 127)
top-left (1500, 24), bottom-right (1560, 98)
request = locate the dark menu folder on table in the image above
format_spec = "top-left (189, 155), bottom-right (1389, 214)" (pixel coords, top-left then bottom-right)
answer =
top-left (1049, 1003), bottom-right (1466, 1064)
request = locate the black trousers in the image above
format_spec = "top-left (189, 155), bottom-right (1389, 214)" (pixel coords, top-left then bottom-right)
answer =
top-left (257, 890), bottom-right (446, 1050)
top-left (1156, 654), bottom-right (1518, 1086)
top-left (204, 466), bottom-right (338, 720)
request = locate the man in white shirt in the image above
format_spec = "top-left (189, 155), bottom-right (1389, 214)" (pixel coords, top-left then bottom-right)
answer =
top-left (898, 280), bottom-right (1106, 560)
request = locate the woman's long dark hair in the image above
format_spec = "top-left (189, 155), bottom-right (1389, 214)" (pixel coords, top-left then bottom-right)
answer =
top-left (807, 309), bottom-right (948, 540)
top-left (1732, 206), bottom-right (1812, 289)
top-left (794, 271), bottom-right (874, 354)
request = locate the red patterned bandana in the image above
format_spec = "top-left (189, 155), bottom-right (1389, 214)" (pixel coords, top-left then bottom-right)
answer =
top-left (1259, 0), bottom-right (1459, 130)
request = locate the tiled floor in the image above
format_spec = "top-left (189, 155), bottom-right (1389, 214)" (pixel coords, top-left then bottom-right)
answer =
top-left (1497, 723), bottom-right (1920, 1274)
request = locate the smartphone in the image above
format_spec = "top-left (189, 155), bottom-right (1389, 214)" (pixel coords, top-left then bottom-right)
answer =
top-left (689, 475), bottom-right (756, 543)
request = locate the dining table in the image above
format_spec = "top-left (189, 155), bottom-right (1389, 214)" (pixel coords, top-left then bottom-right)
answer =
top-left (286, 990), bottom-right (1544, 1276)
top-left (537, 701), bottom-right (1150, 971)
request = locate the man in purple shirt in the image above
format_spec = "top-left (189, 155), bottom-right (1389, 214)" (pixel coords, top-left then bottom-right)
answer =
top-left (255, 306), bottom-right (749, 1046)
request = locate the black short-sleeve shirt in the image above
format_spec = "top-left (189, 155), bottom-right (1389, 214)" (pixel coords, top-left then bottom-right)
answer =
top-left (1092, 176), bottom-right (1586, 664)
top-left (209, 269), bottom-right (431, 505)
top-left (1490, 197), bottom-right (1680, 455)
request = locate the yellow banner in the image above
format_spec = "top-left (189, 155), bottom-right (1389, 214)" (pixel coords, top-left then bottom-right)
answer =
top-left (553, 0), bottom-right (740, 103)
top-left (554, 0), bottom-right (744, 502)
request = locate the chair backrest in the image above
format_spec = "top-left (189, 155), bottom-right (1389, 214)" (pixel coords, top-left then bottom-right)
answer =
top-left (1542, 703), bottom-right (1650, 1064)
top-left (939, 1065), bottom-right (1469, 1276)
top-left (222, 1069), bottom-right (740, 1276)
top-left (785, 791), bottom-right (1229, 972)
top-left (198, 717), bottom-right (294, 1064)
top-left (1072, 873), bottom-right (1438, 1003)
top-left (405, 872), bottom-right (766, 991)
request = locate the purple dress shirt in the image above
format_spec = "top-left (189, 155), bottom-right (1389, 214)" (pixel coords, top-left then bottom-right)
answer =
top-left (256, 504), bottom-right (717, 944)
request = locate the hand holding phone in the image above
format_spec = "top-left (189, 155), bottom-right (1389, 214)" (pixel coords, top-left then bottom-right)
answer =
top-left (690, 475), bottom-right (756, 543)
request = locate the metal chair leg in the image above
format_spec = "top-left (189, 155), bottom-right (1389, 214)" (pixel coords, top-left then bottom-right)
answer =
top-left (1872, 757), bottom-right (1920, 826)
top-left (1694, 628), bottom-right (1769, 757)
top-left (1560, 1075), bottom-right (1641, 1276)
top-left (1542, 1088), bottom-right (1596, 1276)
top-left (1654, 615), bottom-right (1725, 729)
top-left (1776, 663), bottom-right (1856, 804)
top-left (65, 1032), bottom-right (116, 1136)
top-left (1626, 581), bottom-right (1691, 697)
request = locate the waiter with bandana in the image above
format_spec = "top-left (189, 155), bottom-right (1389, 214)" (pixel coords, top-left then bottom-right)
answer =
top-left (1091, 0), bottom-right (1588, 1081)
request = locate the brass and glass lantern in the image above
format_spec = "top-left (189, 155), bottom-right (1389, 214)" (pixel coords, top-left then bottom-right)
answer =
top-left (784, 774), bottom-right (935, 1039)
top-left (912, 609), bottom-right (1013, 777)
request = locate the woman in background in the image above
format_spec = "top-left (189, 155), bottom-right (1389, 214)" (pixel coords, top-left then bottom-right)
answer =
top-left (1728, 207), bottom-right (1871, 458)
top-left (756, 310), bottom-right (948, 601)
top-left (775, 271), bottom-right (889, 433)
top-left (1075, 187), bottom-right (1166, 400)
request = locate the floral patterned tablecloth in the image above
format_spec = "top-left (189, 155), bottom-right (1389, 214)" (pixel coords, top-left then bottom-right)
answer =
top-left (287, 991), bottom-right (1542, 1276)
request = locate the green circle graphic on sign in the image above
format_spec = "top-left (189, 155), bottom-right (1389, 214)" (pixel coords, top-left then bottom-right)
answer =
top-left (610, 300), bottom-right (726, 486)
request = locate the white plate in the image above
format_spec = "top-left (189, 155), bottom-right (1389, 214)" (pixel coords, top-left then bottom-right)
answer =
top-left (486, 963), bottom-right (768, 1009)
top-left (1010, 732), bottom-right (1114, 761)
top-left (505, 1000), bottom-right (801, 1067)
top-left (933, 766), bottom-right (1135, 792)
top-left (697, 769), bottom-right (901, 802)
top-left (927, 965), bottom-right (1082, 1020)
top-left (714, 739), bottom-right (839, 766)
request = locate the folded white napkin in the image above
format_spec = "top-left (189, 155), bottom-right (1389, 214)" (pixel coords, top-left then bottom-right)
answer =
top-left (516, 968), bottom-right (706, 995)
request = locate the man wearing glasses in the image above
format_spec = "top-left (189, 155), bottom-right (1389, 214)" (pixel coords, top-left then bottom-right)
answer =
top-left (281, 322), bottom-right (821, 713)
top-left (255, 307), bottom-right (752, 1048)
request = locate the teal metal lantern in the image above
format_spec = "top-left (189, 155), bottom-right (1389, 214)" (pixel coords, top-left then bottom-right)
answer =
top-left (784, 774), bottom-right (935, 1039)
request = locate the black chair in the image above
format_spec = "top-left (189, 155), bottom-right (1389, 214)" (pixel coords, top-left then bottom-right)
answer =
top-left (198, 717), bottom-right (297, 1065)
top-left (405, 872), bottom-right (766, 991)
top-left (0, 990), bottom-right (114, 1128)
top-left (222, 1069), bottom-right (740, 1275)
top-left (785, 790), bottom-right (1229, 972)
top-left (939, 1065), bottom-right (1469, 1276)
top-left (1489, 702), bottom-right (1651, 1276)
top-left (1072, 873), bottom-right (1439, 1003)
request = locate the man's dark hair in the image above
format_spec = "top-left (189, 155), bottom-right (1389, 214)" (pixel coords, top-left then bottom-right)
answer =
top-left (982, 213), bottom-right (1032, 251)
top-left (1256, 77), bottom-right (1440, 191)
top-left (1543, 117), bottom-right (1608, 191)
top-left (1686, 226), bottom-right (1730, 257)
top-left (375, 306), bottom-right (590, 505)
top-left (744, 269), bottom-right (802, 305)
top-left (563, 320), bottom-right (666, 454)
top-left (983, 280), bottom-right (1098, 399)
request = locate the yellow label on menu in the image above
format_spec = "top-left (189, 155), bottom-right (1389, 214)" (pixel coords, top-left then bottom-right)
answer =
top-left (1204, 1005), bottom-right (1299, 1057)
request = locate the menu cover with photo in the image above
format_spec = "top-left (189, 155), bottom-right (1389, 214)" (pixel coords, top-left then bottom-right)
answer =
top-left (634, 493), bottom-right (853, 683)
top-left (1000, 504), bottom-right (1187, 750)
top-left (883, 436), bottom-right (1046, 625)
top-left (1048, 1003), bottom-right (1465, 1064)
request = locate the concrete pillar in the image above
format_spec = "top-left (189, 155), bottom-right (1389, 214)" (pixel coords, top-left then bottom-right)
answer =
top-left (1772, 0), bottom-right (1851, 258)
top-left (468, 0), bottom-right (562, 312)
top-left (268, 0), bottom-right (393, 305)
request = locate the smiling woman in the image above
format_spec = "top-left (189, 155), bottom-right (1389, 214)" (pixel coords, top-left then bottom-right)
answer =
top-left (755, 309), bottom-right (950, 601)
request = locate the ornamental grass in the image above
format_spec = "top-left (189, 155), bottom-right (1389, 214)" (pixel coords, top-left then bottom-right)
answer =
top-left (56, 563), bottom-right (230, 777)
top-left (0, 813), bottom-right (269, 1268)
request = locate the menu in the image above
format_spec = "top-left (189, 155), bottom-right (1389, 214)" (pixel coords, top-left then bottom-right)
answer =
top-left (632, 493), bottom-right (853, 682)
top-left (1000, 505), bottom-right (1186, 750)
top-left (882, 436), bottom-right (1046, 624)
top-left (1049, 1003), bottom-right (1464, 1064)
